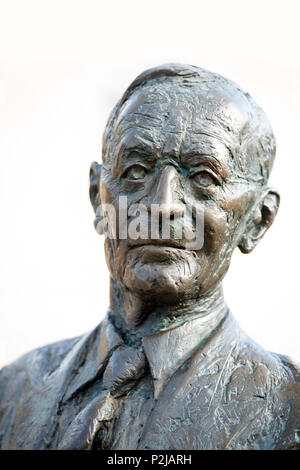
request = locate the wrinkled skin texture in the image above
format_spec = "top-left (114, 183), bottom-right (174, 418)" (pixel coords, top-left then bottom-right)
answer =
top-left (98, 71), bottom-right (278, 328)
top-left (0, 64), bottom-right (299, 451)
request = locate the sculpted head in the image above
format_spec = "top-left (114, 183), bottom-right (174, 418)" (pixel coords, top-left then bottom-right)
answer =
top-left (90, 64), bottom-right (279, 326)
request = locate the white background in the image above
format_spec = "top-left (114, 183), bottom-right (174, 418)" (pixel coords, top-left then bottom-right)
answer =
top-left (0, 0), bottom-right (299, 368)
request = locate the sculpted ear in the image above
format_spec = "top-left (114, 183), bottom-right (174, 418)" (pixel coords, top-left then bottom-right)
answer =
top-left (238, 188), bottom-right (280, 254)
top-left (89, 161), bottom-right (102, 228)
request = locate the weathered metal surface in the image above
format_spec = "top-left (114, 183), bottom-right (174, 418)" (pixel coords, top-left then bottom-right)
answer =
top-left (0, 64), bottom-right (299, 450)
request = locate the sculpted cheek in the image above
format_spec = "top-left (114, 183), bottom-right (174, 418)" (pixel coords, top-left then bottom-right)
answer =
top-left (100, 174), bottom-right (115, 205)
top-left (202, 187), bottom-right (256, 256)
top-left (203, 207), bottom-right (228, 254)
top-left (219, 188), bottom-right (256, 232)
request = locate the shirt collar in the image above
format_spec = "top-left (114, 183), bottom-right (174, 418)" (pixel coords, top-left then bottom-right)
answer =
top-left (63, 304), bottom-right (228, 402)
top-left (142, 304), bottom-right (228, 398)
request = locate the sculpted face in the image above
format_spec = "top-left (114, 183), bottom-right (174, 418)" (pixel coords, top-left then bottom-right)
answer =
top-left (90, 72), bottom-right (279, 321)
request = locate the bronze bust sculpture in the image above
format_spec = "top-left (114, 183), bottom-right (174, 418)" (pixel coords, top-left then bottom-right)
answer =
top-left (0, 63), bottom-right (299, 450)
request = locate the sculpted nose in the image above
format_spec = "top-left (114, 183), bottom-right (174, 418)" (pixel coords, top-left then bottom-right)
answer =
top-left (150, 166), bottom-right (184, 216)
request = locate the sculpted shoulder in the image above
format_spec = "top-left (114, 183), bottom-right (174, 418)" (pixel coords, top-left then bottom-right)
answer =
top-left (0, 335), bottom-right (82, 402)
top-left (0, 335), bottom-right (82, 446)
top-left (220, 320), bottom-right (300, 405)
top-left (0, 335), bottom-right (82, 387)
top-left (271, 353), bottom-right (300, 417)
top-left (0, 321), bottom-right (107, 449)
top-left (275, 352), bottom-right (300, 379)
top-left (207, 321), bottom-right (300, 449)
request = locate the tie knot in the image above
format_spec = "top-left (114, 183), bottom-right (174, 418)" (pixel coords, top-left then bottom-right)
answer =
top-left (102, 345), bottom-right (147, 397)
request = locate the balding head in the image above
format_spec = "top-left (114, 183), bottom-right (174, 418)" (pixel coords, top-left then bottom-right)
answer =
top-left (102, 63), bottom-right (275, 185)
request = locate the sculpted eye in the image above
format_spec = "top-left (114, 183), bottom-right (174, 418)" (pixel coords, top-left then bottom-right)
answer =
top-left (123, 164), bottom-right (147, 181)
top-left (192, 170), bottom-right (217, 187)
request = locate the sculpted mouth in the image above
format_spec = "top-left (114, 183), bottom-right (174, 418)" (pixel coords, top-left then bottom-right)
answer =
top-left (128, 239), bottom-right (187, 251)
top-left (126, 241), bottom-right (199, 264)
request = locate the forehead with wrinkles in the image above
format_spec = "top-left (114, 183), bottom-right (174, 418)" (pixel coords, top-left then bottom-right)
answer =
top-left (114, 81), bottom-right (247, 153)
top-left (102, 71), bottom-right (275, 184)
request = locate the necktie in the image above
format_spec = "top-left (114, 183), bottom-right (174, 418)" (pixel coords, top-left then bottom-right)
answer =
top-left (58, 345), bottom-right (147, 449)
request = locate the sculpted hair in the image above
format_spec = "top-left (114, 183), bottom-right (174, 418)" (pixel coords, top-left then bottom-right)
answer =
top-left (102, 63), bottom-right (276, 185)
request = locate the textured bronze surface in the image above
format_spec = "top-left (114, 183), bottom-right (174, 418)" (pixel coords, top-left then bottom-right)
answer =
top-left (0, 64), bottom-right (299, 450)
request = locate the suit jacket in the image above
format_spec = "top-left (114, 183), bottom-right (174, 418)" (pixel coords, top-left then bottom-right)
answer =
top-left (0, 311), bottom-right (299, 450)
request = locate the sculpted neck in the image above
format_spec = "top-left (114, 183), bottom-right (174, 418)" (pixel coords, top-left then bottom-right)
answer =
top-left (108, 278), bottom-right (228, 341)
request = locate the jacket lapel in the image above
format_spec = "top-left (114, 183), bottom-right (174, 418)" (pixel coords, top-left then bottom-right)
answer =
top-left (17, 317), bottom-right (119, 449)
top-left (137, 313), bottom-right (287, 450)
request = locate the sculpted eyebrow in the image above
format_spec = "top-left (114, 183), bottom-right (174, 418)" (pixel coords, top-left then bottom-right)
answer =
top-left (117, 144), bottom-right (158, 163)
top-left (181, 154), bottom-right (228, 180)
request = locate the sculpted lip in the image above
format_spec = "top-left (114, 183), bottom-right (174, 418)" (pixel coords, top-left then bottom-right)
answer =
top-left (126, 243), bottom-right (199, 263)
top-left (127, 241), bottom-right (200, 259)
top-left (128, 240), bottom-right (187, 251)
